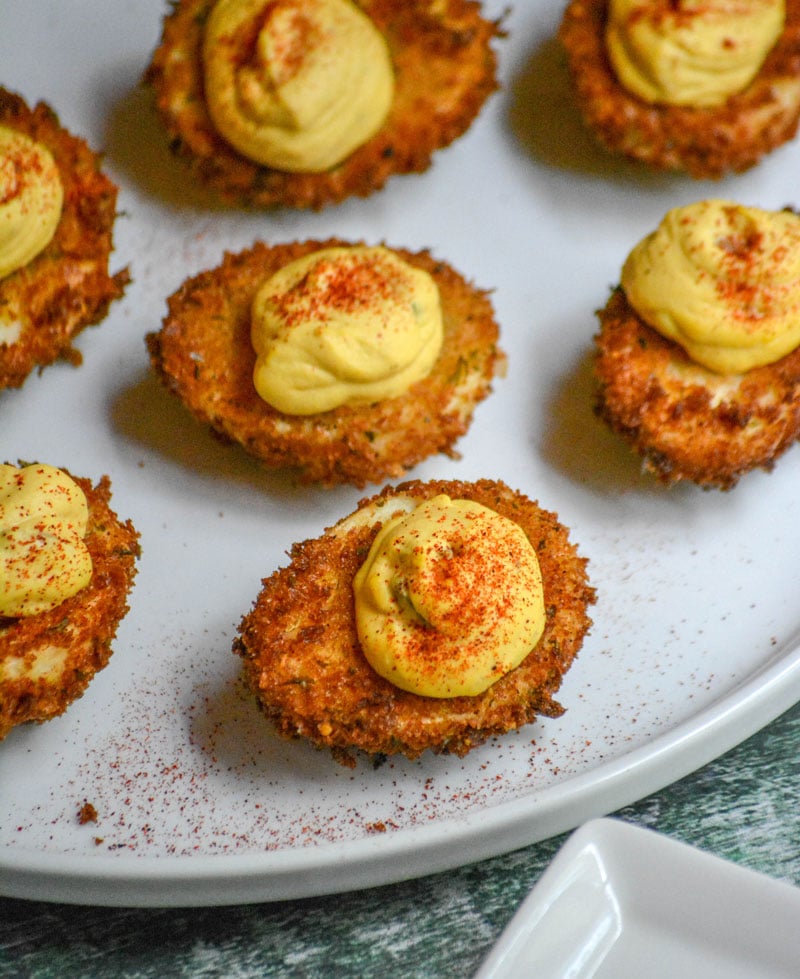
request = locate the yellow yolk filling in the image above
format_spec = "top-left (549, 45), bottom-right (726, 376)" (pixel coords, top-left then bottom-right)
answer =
top-left (0, 463), bottom-right (92, 617)
top-left (251, 246), bottom-right (443, 414)
top-left (202, 0), bottom-right (395, 172)
top-left (0, 126), bottom-right (63, 280)
top-left (621, 199), bottom-right (800, 374)
top-left (353, 494), bottom-right (546, 698)
top-left (606, 0), bottom-right (785, 107)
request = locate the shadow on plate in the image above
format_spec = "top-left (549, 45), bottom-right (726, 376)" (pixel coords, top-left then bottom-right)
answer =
top-left (111, 367), bottom-right (306, 500)
top-left (102, 72), bottom-right (230, 213)
top-left (506, 33), bottom-right (677, 190)
top-left (541, 344), bottom-right (674, 496)
top-left (186, 654), bottom-right (399, 785)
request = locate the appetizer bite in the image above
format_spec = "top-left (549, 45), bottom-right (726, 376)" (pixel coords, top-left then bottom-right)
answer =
top-left (594, 199), bottom-right (800, 489)
top-left (559, 0), bottom-right (800, 178)
top-left (144, 0), bottom-right (502, 209)
top-left (234, 478), bottom-right (595, 764)
top-left (0, 88), bottom-right (128, 389)
top-left (1, 463), bottom-right (140, 740)
top-left (147, 238), bottom-right (504, 486)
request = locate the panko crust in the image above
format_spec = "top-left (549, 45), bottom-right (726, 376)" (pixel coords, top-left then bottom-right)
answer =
top-left (559, 0), bottom-right (800, 178)
top-left (0, 472), bottom-right (140, 740)
top-left (234, 478), bottom-right (595, 764)
top-left (0, 88), bottom-right (129, 389)
top-left (594, 287), bottom-right (800, 489)
top-left (146, 238), bottom-right (504, 487)
top-left (144, 0), bottom-right (502, 209)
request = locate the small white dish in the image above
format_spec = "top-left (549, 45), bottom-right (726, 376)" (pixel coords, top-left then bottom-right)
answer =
top-left (475, 818), bottom-right (800, 979)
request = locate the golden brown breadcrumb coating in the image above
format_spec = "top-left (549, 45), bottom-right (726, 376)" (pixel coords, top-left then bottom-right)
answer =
top-left (146, 238), bottom-right (504, 487)
top-left (594, 287), bottom-right (800, 489)
top-left (559, 0), bottom-right (800, 178)
top-left (144, 0), bottom-right (502, 209)
top-left (0, 471), bottom-right (140, 740)
top-left (0, 88), bottom-right (129, 389)
top-left (234, 478), bottom-right (595, 764)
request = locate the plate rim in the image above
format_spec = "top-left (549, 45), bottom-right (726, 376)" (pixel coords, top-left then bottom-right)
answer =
top-left (4, 638), bottom-right (800, 907)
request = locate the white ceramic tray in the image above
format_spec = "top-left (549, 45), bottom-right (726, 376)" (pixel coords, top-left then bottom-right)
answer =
top-left (475, 818), bottom-right (800, 979)
top-left (2, 1), bottom-right (800, 906)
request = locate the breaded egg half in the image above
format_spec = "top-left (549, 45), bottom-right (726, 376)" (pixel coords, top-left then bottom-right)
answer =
top-left (234, 478), bottom-right (595, 765)
top-left (559, 0), bottom-right (800, 178)
top-left (1, 470), bottom-right (140, 740)
top-left (594, 288), bottom-right (800, 489)
top-left (144, 0), bottom-right (503, 209)
top-left (0, 88), bottom-right (128, 389)
top-left (146, 238), bottom-right (504, 487)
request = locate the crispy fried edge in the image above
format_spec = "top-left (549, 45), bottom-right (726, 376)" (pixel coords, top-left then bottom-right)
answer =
top-left (0, 88), bottom-right (129, 389)
top-left (0, 471), bottom-right (141, 740)
top-left (558, 0), bottom-right (800, 178)
top-left (146, 238), bottom-right (504, 487)
top-left (234, 477), bottom-right (595, 764)
top-left (594, 287), bottom-right (800, 489)
top-left (143, 0), bottom-right (503, 209)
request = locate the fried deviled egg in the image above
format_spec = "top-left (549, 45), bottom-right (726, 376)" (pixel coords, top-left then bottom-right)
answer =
top-left (594, 199), bottom-right (800, 489)
top-left (1, 464), bottom-right (140, 740)
top-left (559, 0), bottom-right (800, 178)
top-left (147, 239), bottom-right (504, 487)
top-left (144, 0), bottom-right (503, 208)
top-left (234, 477), bottom-right (595, 764)
top-left (0, 88), bottom-right (128, 389)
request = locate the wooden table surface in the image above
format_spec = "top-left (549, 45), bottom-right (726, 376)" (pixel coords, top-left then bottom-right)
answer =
top-left (2, 700), bottom-right (799, 978)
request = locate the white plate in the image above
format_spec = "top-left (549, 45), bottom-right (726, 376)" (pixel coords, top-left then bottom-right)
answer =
top-left (475, 818), bottom-right (800, 979)
top-left (2, 1), bottom-right (800, 907)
